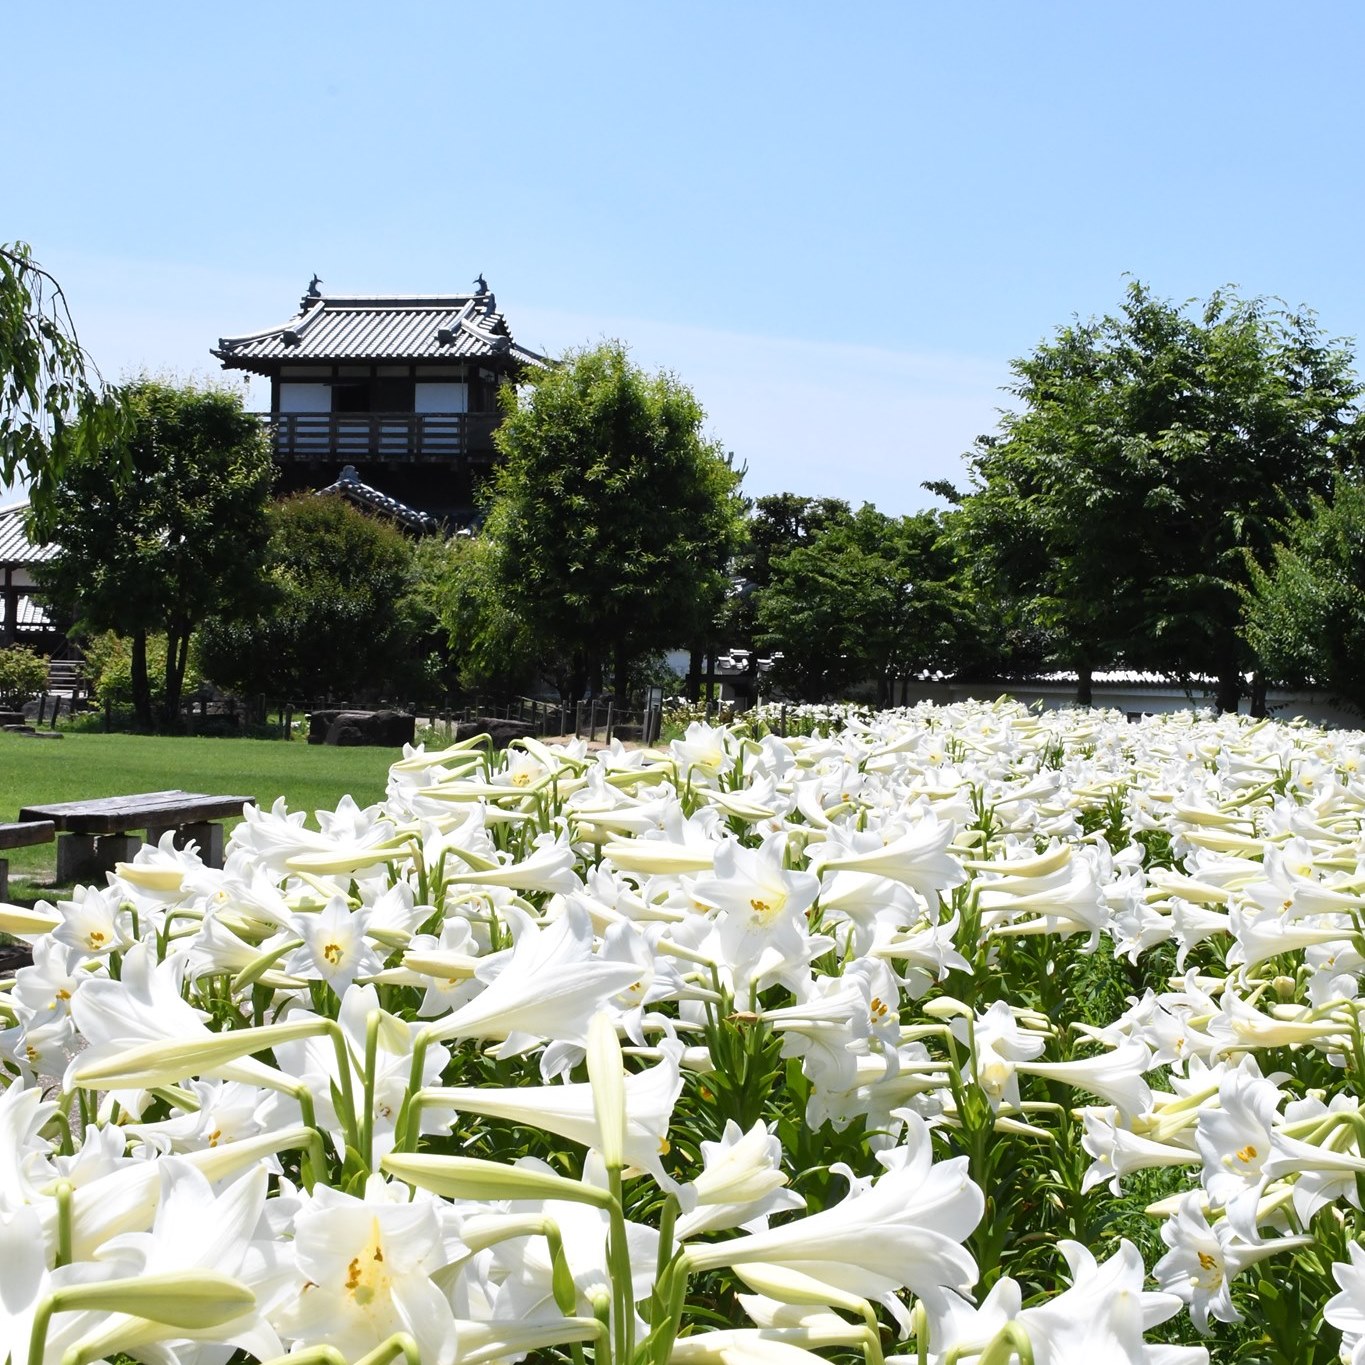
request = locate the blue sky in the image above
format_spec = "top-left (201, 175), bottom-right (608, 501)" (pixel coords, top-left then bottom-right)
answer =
top-left (10, 2), bottom-right (1365, 514)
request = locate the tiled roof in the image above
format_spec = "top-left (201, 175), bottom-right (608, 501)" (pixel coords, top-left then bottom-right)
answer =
top-left (0, 503), bottom-right (55, 566)
top-left (213, 289), bottom-right (546, 374)
top-left (317, 467), bottom-right (438, 533)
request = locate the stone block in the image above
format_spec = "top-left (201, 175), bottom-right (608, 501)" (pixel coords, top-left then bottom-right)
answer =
top-left (310, 709), bottom-right (416, 747)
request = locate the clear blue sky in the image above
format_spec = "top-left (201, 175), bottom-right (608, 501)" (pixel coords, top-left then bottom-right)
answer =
top-left (10, 2), bottom-right (1365, 514)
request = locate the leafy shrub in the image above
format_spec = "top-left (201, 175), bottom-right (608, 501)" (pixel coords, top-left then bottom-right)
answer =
top-left (0, 644), bottom-right (46, 708)
top-left (82, 631), bottom-right (201, 712)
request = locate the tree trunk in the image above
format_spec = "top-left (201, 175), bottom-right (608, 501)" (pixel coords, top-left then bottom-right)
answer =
top-left (1214, 668), bottom-right (1243, 714)
top-left (130, 629), bottom-right (153, 731)
top-left (612, 639), bottom-right (629, 703)
top-left (162, 626), bottom-right (190, 729)
top-left (1076, 662), bottom-right (1093, 708)
top-left (566, 652), bottom-right (588, 709)
top-left (685, 644), bottom-right (703, 704)
top-left (1250, 672), bottom-right (1268, 719)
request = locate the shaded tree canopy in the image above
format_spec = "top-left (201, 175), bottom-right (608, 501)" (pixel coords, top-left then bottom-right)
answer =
top-left (199, 493), bottom-right (417, 705)
top-left (739, 493), bottom-right (855, 589)
top-left (956, 283), bottom-right (1363, 709)
top-left (1244, 481), bottom-right (1365, 717)
top-left (484, 341), bottom-right (745, 699)
top-left (755, 504), bottom-right (960, 703)
top-left (401, 529), bottom-right (549, 698)
top-left (40, 379), bottom-right (275, 729)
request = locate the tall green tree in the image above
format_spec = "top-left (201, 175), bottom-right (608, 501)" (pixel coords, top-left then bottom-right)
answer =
top-left (756, 504), bottom-right (959, 703)
top-left (199, 494), bottom-right (417, 706)
top-left (1, 243), bottom-right (123, 522)
top-left (957, 283), bottom-right (1362, 708)
top-left (484, 342), bottom-right (745, 700)
top-left (40, 379), bottom-right (275, 729)
top-left (1244, 481), bottom-right (1365, 716)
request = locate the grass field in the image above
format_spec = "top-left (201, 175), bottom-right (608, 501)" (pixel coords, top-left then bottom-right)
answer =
top-left (0, 731), bottom-right (397, 893)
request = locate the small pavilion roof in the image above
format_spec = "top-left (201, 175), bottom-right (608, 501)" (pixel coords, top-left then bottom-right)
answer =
top-left (316, 466), bottom-right (439, 534)
top-left (213, 283), bottom-right (547, 376)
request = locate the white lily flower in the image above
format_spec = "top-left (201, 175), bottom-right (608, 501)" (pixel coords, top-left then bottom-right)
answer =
top-left (1016, 1039), bottom-right (1154, 1121)
top-left (66, 944), bottom-right (287, 1099)
top-left (1015, 1239), bottom-right (1204, 1364)
top-left (675, 1119), bottom-right (804, 1239)
top-left (276, 1176), bottom-right (463, 1365)
top-left (419, 1039), bottom-right (684, 1190)
top-left (1153, 1193), bottom-right (1308, 1335)
top-left (1080, 1105), bottom-right (1199, 1195)
top-left (423, 904), bottom-right (645, 1055)
top-left (287, 893), bottom-right (385, 991)
top-left (70, 1158), bottom-right (282, 1364)
top-left (671, 721), bottom-right (737, 785)
top-left (231, 795), bottom-right (401, 877)
top-left (0, 1078), bottom-right (58, 1209)
top-left (1195, 1060), bottom-right (1284, 1242)
top-left (953, 1000), bottom-right (1046, 1112)
top-left (50, 884), bottom-right (132, 958)
top-left (685, 1112), bottom-right (981, 1329)
top-left (1325, 1241), bottom-right (1365, 1365)
top-left (690, 835), bottom-right (820, 1000)
top-left (809, 811), bottom-right (964, 903)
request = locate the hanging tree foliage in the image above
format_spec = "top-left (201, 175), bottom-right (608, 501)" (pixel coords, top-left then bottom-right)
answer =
top-left (0, 243), bottom-right (123, 523)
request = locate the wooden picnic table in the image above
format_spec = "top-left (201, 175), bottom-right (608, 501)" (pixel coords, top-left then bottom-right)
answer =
top-left (0, 820), bottom-right (55, 901)
top-left (18, 789), bottom-right (255, 882)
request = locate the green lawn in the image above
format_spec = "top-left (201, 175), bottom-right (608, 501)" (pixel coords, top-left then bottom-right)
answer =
top-left (0, 731), bottom-right (398, 893)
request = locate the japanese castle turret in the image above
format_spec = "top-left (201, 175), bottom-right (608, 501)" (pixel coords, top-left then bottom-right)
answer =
top-left (213, 277), bottom-right (545, 525)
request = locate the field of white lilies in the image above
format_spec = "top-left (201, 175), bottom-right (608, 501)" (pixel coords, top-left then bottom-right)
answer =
top-left (5, 698), bottom-right (1365, 1365)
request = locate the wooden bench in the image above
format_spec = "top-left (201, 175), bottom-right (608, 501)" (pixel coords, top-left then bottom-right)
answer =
top-left (17, 790), bottom-right (256, 883)
top-left (0, 821), bottom-right (56, 901)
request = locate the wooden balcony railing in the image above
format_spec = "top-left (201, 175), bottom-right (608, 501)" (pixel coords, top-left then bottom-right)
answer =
top-left (259, 412), bottom-right (500, 462)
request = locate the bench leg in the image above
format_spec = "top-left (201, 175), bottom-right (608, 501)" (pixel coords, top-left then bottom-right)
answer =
top-left (181, 822), bottom-right (225, 869)
top-left (145, 822), bottom-right (225, 870)
top-left (0, 857), bottom-right (7, 901)
top-left (96, 835), bottom-right (141, 876)
top-left (56, 834), bottom-right (101, 885)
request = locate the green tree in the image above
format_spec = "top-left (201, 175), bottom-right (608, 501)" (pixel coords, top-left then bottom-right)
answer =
top-left (739, 493), bottom-right (854, 588)
top-left (1, 243), bottom-right (123, 522)
top-left (199, 494), bottom-right (417, 707)
top-left (40, 379), bottom-right (275, 729)
top-left (756, 504), bottom-right (959, 703)
top-left (484, 342), bottom-right (745, 701)
top-left (957, 283), bottom-right (1362, 709)
top-left (403, 529), bottom-right (553, 697)
top-left (1244, 481), bottom-right (1365, 716)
